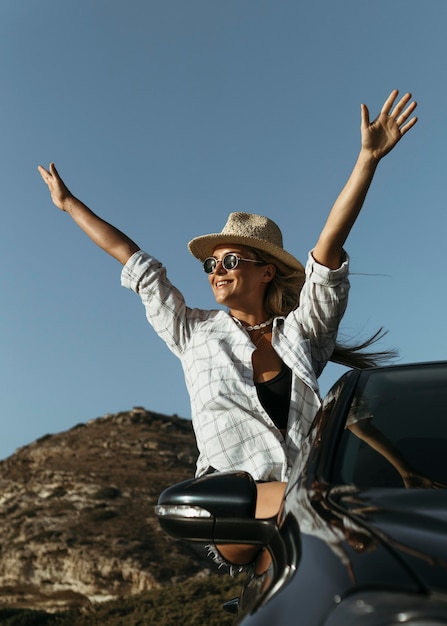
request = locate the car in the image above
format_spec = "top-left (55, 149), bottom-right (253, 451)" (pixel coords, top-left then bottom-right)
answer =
top-left (155, 361), bottom-right (447, 625)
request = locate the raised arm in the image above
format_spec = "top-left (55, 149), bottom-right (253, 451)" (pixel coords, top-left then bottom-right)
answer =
top-left (38, 163), bottom-right (140, 265)
top-left (313, 90), bottom-right (418, 269)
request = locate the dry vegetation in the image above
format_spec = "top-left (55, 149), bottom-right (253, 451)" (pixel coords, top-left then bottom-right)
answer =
top-left (0, 575), bottom-right (243, 625)
top-left (0, 408), bottom-right (244, 623)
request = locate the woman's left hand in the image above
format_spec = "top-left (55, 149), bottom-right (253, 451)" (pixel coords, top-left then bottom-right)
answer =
top-left (361, 89), bottom-right (418, 161)
top-left (402, 471), bottom-right (446, 489)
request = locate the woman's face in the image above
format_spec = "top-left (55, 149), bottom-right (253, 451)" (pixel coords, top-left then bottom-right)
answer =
top-left (207, 244), bottom-right (275, 314)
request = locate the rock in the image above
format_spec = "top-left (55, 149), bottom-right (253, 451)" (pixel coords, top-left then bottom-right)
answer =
top-left (0, 408), bottom-right (210, 612)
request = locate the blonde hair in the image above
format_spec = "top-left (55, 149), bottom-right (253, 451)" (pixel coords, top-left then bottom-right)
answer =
top-left (246, 247), bottom-right (396, 369)
top-left (247, 247), bottom-right (305, 317)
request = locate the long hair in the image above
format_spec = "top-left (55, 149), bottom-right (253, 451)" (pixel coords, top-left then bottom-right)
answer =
top-left (247, 247), bottom-right (396, 370)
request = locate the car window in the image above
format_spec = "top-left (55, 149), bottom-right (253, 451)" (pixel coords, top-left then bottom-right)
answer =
top-left (333, 364), bottom-right (447, 488)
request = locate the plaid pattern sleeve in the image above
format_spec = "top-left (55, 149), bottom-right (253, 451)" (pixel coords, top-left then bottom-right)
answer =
top-left (292, 251), bottom-right (350, 376)
top-left (120, 250), bottom-right (207, 356)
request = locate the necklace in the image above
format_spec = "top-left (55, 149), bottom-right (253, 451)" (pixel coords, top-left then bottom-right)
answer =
top-left (244, 317), bottom-right (274, 332)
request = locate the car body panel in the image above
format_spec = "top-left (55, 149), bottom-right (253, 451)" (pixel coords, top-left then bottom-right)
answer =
top-left (155, 362), bottom-right (447, 625)
top-left (335, 489), bottom-right (447, 592)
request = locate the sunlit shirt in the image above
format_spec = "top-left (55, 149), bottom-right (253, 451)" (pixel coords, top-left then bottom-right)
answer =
top-left (121, 250), bottom-right (349, 481)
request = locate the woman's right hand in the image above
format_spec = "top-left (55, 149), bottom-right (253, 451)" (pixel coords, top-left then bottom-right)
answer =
top-left (38, 161), bottom-right (139, 264)
top-left (37, 162), bottom-right (73, 211)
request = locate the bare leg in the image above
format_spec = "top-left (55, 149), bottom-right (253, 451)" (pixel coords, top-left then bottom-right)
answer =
top-left (255, 482), bottom-right (287, 517)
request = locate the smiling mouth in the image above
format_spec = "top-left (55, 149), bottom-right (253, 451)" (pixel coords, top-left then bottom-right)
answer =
top-left (215, 280), bottom-right (232, 288)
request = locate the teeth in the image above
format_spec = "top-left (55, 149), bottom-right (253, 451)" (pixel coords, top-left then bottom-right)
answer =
top-left (216, 281), bottom-right (230, 287)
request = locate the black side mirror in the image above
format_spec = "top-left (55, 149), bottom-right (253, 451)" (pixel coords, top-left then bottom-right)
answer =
top-left (155, 471), bottom-right (278, 547)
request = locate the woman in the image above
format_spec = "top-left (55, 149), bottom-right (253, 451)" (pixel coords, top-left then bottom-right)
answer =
top-left (38, 89), bottom-right (417, 563)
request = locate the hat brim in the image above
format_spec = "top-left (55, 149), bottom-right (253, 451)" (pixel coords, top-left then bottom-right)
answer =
top-left (188, 233), bottom-right (304, 273)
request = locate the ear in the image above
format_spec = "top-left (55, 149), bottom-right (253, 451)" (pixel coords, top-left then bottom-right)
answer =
top-left (261, 264), bottom-right (276, 283)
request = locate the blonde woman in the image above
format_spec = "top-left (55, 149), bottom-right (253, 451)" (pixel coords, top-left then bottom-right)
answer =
top-left (38, 89), bottom-right (417, 565)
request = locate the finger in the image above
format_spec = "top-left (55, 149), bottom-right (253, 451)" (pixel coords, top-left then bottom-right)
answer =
top-left (399, 115), bottom-right (418, 136)
top-left (380, 89), bottom-right (399, 115)
top-left (49, 162), bottom-right (60, 178)
top-left (360, 103), bottom-right (370, 128)
top-left (37, 164), bottom-right (50, 177)
top-left (390, 92), bottom-right (414, 120)
top-left (395, 100), bottom-right (417, 124)
top-left (37, 164), bottom-right (52, 183)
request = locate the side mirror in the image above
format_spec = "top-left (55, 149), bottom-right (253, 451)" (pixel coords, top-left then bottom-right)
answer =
top-left (155, 471), bottom-right (278, 547)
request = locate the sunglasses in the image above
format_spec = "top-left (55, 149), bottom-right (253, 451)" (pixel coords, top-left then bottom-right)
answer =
top-left (203, 253), bottom-right (261, 274)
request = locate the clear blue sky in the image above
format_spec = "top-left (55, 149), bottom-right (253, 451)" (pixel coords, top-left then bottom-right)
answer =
top-left (1, 0), bottom-right (446, 461)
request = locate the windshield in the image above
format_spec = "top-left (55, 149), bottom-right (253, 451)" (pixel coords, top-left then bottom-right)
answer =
top-left (333, 363), bottom-right (447, 488)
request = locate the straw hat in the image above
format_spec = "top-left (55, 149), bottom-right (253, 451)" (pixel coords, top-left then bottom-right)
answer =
top-left (188, 212), bottom-right (304, 272)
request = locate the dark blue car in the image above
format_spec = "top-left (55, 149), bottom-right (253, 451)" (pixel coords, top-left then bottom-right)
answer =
top-left (156, 362), bottom-right (447, 625)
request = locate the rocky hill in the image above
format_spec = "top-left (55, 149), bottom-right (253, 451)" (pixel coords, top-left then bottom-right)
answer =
top-left (0, 408), bottom-right (217, 613)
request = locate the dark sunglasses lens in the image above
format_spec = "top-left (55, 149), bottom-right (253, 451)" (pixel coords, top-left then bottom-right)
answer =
top-left (203, 258), bottom-right (217, 273)
top-left (222, 254), bottom-right (238, 270)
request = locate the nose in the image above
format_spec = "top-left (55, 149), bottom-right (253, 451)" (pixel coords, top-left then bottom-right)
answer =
top-left (214, 259), bottom-right (227, 274)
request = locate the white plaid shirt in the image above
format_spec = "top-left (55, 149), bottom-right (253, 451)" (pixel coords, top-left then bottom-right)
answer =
top-left (121, 250), bottom-right (349, 481)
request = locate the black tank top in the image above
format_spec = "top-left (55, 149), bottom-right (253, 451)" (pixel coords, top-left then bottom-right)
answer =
top-left (255, 363), bottom-right (292, 431)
